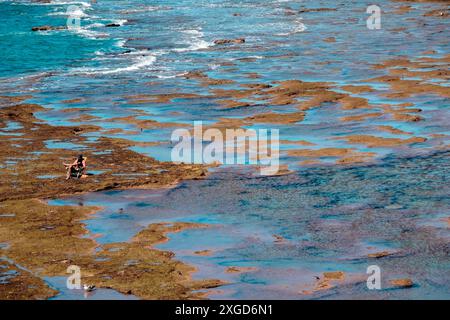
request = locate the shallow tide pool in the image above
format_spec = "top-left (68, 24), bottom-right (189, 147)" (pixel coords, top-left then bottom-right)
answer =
top-left (51, 150), bottom-right (450, 299)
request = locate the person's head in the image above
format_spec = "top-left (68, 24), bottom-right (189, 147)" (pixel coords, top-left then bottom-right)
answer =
top-left (78, 154), bottom-right (84, 162)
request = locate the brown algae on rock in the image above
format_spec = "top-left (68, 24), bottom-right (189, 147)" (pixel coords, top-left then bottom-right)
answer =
top-left (0, 199), bottom-right (225, 299)
top-left (389, 278), bottom-right (414, 288)
top-left (0, 97), bottom-right (222, 299)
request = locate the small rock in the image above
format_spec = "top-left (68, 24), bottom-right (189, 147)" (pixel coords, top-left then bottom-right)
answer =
top-left (225, 266), bottom-right (258, 274)
top-left (323, 271), bottom-right (345, 280)
top-left (385, 204), bottom-right (403, 210)
top-left (214, 38), bottom-right (245, 45)
top-left (32, 25), bottom-right (67, 32)
top-left (368, 251), bottom-right (394, 258)
top-left (390, 278), bottom-right (414, 288)
top-left (273, 234), bottom-right (286, 243)
top-left (194, 250), bottom-right (212, 256)
top-left (184, 71), bottom-right (207, 79)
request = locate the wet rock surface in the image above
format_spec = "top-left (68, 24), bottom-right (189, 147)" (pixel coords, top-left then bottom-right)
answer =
top-left (31, 25), bottom-right (67, 32)
top-left (0, 97), bottom-right (220, 299)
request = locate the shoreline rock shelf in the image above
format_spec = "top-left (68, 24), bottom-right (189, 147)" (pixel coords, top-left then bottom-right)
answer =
top-left (0, 96), bottom-right (220, 300)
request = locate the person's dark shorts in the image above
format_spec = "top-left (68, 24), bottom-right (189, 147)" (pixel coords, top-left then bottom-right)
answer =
top-left (70, 166), bottom-right (85, 177)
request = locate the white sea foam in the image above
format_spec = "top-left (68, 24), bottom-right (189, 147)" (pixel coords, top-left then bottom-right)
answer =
top-left (173, 39), bottom-right (211, 52)
top-left (41, 0), bottom-right (99, 39)
top-left (70, 51), bottom-right (157, 76)
top-left (115, 39), bottom-right (127, 48)
top-left (276, 19), bottom-right (307, 36)
top-left (100, 54), bottom-right (156, 75)
top-left (87, 22), bottom-right (105, 28)
top-left (94, 50), bottom-right (105, 56)
top-left (48, 6), bottom-right (88, 17)
top-left (208, 64), bottom-right (220, 70)
top-left (156, 73), bottom-right (180, 79)
top-left (69, 25), bottom-right (109, 39)
top-left (173, 28), bottom-right (213, 53)
top-left (292, 19), bottom-right (308, 33)
top-left (120, 6), bottom-right (171, 14)
top-left (182, 29), bottom-right (203, 36)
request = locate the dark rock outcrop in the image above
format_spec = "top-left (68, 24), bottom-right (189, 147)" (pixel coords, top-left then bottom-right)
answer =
top-left (214, 38), bottom-right (245, 45)
top-left (31, 25), bottom-right (67, 32)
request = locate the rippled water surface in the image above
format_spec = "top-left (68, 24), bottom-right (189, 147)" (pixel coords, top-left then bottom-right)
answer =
top-left (51, 151), bottom-right (450, 299)
top-left (1, 0), bottom-right (449, 163)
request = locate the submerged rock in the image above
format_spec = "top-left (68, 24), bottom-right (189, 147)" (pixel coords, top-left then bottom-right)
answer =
top-left (323, 271), bottom-right (345, 280)
top-left (389, 278), bottom-right (414, 288)
top-left (225, 266), bottom-right (258, 274)
top-left (193, 250), bottom-right (213, 256)
top-left (367, 251), bottom-right (395, 258)
top-left (214, 38), bottom-right (245, 45)
top-left (299, 8), bottom-right (337, 13)
top-left (31, 25), bottom-right (67, 32)
top-left (273, 234), bottom-right (287, 243)
top-left (301, 271), bottom-right (346, 294)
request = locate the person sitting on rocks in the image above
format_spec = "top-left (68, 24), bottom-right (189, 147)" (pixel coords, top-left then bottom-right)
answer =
top-left (64, 154), bottom-right (87, 180)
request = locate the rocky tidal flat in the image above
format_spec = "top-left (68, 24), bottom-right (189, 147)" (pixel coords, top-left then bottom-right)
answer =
top-left (0, 0), bottom-right (449, 300)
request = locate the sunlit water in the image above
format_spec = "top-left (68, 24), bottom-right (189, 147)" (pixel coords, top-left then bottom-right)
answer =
top-left (50, 150), bottom-right (450, 299)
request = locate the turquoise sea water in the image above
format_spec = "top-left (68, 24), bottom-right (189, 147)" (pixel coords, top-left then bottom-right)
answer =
top-left (1, 0), bottom-right (449, 163)
top-left (1, 0), bottom-right (449, 299)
